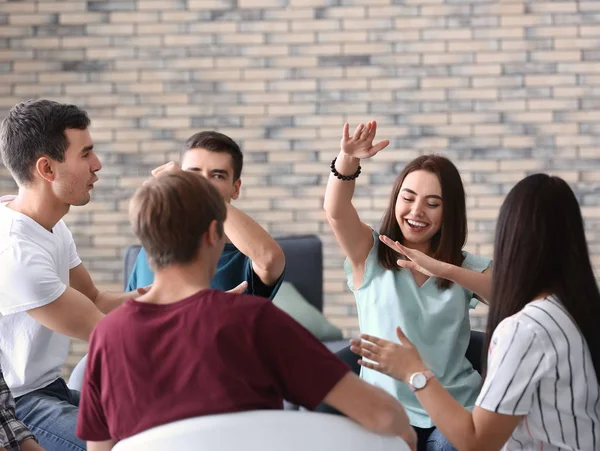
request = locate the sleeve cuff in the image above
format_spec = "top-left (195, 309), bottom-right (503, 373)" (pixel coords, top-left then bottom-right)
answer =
top-left (0, 283), bottom-right (67, 316)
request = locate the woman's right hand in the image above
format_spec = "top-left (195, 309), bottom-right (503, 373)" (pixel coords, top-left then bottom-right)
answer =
top-left (340, 121), bottom-right (390, 160)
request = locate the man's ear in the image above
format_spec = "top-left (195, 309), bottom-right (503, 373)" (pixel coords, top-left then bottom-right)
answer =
top-left (206, 219), bottom-right (221, 247)
top-left (35, 157), bottom-right (56, 183)
top-left (231, 178), bottom-right (241, 200)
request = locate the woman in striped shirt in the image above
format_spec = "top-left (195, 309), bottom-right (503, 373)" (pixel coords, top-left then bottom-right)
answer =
top-left (351, 173), bottom-right (600, 450)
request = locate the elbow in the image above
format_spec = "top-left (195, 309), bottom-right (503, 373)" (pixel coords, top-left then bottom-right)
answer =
top-left (324, 207), bottom-right (341, 224)
top-left (366, 404), bottom-right (398, 434)
top-left (359, 398), bottom-right (404, 437)
top-left (323, 195), bottom-right (337, 220)
top-left (263, 244), bottom-right (286, 279)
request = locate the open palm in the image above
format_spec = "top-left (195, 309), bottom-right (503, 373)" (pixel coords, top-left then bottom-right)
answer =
top-left (341, 121), bottom-right (390, 160)
top-left (379, 235), bottom-right (449, 279)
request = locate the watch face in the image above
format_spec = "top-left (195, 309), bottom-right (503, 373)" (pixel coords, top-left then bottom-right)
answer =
top-left (411, 373), bottom-right (427, 389)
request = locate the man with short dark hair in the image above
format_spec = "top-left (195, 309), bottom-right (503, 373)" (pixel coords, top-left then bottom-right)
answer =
top-left (76, 170), bottom-right (417, 451)
top-left (126, 131), bottom-right (286, 299)
top-left (0, 99), bottom-right (146, 451)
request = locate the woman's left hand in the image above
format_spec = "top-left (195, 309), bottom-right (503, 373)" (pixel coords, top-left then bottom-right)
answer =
top-left (379, 235), bottom-right (450, 279)
top-left (350, 327), bottom-right (427, 384)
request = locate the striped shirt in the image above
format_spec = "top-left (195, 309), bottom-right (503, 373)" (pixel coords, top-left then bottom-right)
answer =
top-left (476, 296), bottom-right (600, 450)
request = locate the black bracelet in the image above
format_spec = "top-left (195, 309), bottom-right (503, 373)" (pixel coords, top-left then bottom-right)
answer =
top-left (330, 157), bottom-right (361, 181)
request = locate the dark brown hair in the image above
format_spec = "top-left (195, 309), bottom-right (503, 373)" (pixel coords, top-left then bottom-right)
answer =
top-left (0, 99), bottom-right (90, 185)
top-left (184, 131), bottom-right (243, 181)
top-left (483, 174), bottom-right (600, 380)
top-left (377, 155), bottom-right (467, 289)
top-left (129, 170), bottom-right (226, 270)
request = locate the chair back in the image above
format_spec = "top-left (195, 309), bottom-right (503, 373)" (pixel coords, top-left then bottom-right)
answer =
top-left (113, 410), bottom-right (411, 451)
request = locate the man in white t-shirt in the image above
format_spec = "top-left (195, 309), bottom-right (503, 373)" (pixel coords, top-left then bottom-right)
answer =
top-left (0, 99), bottom-right (147, 451)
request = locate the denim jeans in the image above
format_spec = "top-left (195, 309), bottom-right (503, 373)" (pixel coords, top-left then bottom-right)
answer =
top-left (415, 426), bottom-right (457, 451)
top-left (15, 378), bottom-right (85, 451)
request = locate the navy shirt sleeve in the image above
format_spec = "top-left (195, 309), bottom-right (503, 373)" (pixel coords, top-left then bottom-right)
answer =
top-left (245, 259), bottom-right (285, 300)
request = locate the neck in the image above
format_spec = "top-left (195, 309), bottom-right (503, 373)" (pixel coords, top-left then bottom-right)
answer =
top-left (401, 239), bottom-right (432, 256)
top-left (6, 188), bottom-right (69, 232)
top-left (137, 261), bottom-right (213, 305)
top-left (534, 291), bottom-right (552, 301)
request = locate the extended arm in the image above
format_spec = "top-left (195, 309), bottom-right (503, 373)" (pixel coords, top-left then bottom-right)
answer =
top-left (70, 263), bottom-right (143, 314)
top-left (224, 203), bottom-right (285, 287)
top-left (323, 122), bottom-right (389, 284)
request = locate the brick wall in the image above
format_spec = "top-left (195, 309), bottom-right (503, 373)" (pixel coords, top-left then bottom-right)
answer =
top-left (1, 0), bottom-right (599, 375)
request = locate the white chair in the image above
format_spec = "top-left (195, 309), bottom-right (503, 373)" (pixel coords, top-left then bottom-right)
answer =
top-left (113, 410), bottom-right (411, 451)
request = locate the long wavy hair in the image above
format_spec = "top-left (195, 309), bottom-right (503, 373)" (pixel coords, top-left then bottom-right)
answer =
top-left (377, 155), bottom-right (467, 290)
top-left (483, 174), bottom-right (600, 380)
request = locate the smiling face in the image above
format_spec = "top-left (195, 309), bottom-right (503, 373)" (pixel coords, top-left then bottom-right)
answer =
top-left (181, 147), bottom-right (241, 203)
top-left (395, 170), bottom-right (443, 248)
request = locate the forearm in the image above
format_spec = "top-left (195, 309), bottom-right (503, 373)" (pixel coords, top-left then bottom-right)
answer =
top-left (224, 204), bottom-right (284, 284)
top-left (19, 438), bottom-right (45, 451)
top-left (88, 440), bottom-right (116, 451)
top-left (415, 379), bottom-right (479, 451)
top-left (93, 290), bottom-right (138, 314)
top-left (442, 265), bottom-right (492, 303)
top-left (325, 373), bottom-right (417, 450)
top-left (323, 151), bottom-right (360, 219)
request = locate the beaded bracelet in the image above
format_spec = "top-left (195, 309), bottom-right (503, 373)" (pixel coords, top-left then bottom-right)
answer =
top-left (330, 157), bottom-right (361, 181)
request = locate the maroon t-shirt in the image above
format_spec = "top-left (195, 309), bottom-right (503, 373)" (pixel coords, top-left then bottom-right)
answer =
top-left (76, 289), bottom-right (350, 442)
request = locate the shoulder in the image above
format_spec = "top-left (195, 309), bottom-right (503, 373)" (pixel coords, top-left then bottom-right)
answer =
top-left (461, 251), bottom-right (492, 273)
top-left (229, 292), bottom-right (271, 309)
top-left (515, 297), bottom-right (578, 341)
top-left (493, 298), bottom-right (570, 354)
top-left (0, 235), bottom-right (48, 265)
top-left (91, 302), bottom-right (133, 339)
top-left (54, 219), bottom-right (73, 236)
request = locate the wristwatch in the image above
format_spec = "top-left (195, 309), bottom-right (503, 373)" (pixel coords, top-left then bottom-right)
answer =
top-left (408, 370), bottom-right (435, 392)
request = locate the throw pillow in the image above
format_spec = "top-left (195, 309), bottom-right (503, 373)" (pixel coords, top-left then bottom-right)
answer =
top-left (272, 282), bottom-right (344, 342)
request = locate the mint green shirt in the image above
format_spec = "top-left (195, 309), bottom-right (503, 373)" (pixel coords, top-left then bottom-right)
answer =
top-left (345, 230), bottom-right (491, 428)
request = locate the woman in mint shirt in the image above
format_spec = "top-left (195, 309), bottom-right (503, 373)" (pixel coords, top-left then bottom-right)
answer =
top-left (323, 121), bottom-right (492, 451)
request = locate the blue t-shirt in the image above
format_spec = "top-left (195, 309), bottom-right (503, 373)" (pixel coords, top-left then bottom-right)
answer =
top-left (346, 230), bottom-right (492, 428)
top-left (126, 243), bottom-right (284, 300)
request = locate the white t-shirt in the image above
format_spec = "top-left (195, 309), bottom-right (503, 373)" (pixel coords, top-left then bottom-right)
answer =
top-left (0, 196), bottom-right (81, 397)
top-left (476, 296), bottom-right (600, 450)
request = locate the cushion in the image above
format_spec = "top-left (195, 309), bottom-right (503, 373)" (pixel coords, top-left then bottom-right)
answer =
top-left (272, 282), bottom-right (343, 342)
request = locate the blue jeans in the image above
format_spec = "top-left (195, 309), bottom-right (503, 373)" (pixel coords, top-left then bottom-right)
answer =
top-left (415, 426), bottom-right (457, 451)
top-left (15, 378), bottom-right (85, 451)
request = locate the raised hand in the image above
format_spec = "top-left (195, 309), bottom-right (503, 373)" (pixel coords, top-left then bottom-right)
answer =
top-left (151, 161), bottom-right (180, 178)
top-left (143, 161), bottom-right (181, 185)
top-left (341, 121), bottom-right (390, 160)
top-left (350, 327), bottom-right (426, 384)
top-left (379, 235), bottom-right (450, 279)
top-left (226, 280), bottom-right (248, 295)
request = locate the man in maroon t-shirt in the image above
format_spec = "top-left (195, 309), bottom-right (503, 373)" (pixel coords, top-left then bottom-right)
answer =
top-left (76, 170), bottom-right (417, 451)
